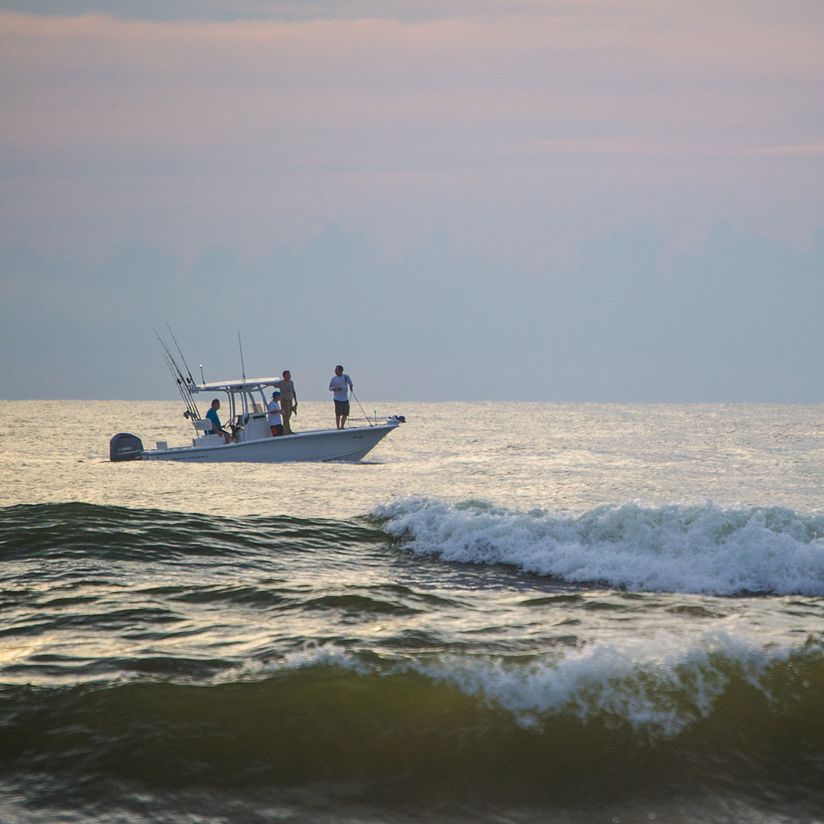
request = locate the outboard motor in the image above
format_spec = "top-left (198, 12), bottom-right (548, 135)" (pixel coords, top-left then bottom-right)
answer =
top-left (109, 432), bottom-right (144, 462)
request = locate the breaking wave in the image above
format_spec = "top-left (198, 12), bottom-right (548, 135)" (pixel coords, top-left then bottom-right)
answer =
top-left (374, 497), bottom-right (824, 595)
top-left (3, 636), bottom-right (824, 799)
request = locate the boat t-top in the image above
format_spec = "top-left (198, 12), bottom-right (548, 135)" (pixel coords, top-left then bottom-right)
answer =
top-left (110, 333), bottom-right (404, 463)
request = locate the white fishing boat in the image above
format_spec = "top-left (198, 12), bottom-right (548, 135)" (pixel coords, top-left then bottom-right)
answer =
top-left (110, 334), bottom-right (404, 463)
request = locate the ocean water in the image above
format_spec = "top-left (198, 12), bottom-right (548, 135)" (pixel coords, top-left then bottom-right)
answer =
top-left (1, 400), bottom-right (823, 823)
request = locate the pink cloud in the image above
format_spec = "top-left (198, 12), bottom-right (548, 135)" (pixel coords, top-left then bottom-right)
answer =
top-left (746, 143), bottom-right (824, 157)
top-left (1, 4), bottom-right (823, 258)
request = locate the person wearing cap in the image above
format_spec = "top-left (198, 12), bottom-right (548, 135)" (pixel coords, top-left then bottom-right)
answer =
top-left (267, 390), bottom-right (284, 436)
top-left (274, 369), bottom-right (297, 434)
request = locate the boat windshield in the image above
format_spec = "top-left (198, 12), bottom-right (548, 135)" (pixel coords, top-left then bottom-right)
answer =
top-left (226, 387), bottom-right (268, 421)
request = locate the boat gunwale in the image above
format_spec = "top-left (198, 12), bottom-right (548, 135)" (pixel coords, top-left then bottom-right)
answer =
top-left (140, 420), bottom-right (400, 457)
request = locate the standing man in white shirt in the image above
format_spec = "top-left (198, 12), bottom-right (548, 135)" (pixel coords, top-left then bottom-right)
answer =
top-left (328, 365), bottom-right (353, 430)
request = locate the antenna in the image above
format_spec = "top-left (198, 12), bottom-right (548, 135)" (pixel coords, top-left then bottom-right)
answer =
top-left (238, 330), bottom-right (246, 382)
top-left (199, 363), bottom-right (205, 384)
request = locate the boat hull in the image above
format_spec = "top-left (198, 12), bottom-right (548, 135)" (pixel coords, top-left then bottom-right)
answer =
top-left (140, 422), bottom-right (399, 463)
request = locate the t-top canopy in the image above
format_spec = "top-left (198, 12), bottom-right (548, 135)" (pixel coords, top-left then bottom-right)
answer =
top-left (193, 377), bottom-right (281, 393)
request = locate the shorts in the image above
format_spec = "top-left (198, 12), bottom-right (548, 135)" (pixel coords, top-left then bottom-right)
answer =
top-left (334, 400), bottom-right (350, 416)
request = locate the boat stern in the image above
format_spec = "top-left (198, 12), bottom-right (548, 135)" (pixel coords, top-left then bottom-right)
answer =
top-left (109, 432), bottom-right (144, 462)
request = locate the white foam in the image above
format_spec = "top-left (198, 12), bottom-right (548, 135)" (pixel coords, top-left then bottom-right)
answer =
top-left (407, 629), bottom-right (788, 735)
top-left (253, 631), bottom-right (810, 738)
top-left (277, 642), bottom-right (372, 674)
top-left (374, 498), bottom-right (824, 595)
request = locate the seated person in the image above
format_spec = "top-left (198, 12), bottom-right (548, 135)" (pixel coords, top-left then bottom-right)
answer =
top-left (268, 390), bottom-right (284, 436)
top-left (205, 398), bottom-right (231, 444)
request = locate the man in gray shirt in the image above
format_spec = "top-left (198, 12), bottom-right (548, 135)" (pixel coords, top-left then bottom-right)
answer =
top-left (274, 370), bottom-right (297, 434)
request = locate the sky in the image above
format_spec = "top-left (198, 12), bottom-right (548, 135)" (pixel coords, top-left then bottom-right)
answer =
top-left (1, 0), bottom-right (823, 401)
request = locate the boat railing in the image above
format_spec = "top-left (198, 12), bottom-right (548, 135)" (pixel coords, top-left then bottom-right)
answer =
top-left (344, 416), bottom-right (377, 427)
top-left (345, 415), bottom-right (405, 427)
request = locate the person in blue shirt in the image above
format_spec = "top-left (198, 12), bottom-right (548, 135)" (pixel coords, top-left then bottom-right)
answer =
top-left (205, 398), bottom-right (230, 444)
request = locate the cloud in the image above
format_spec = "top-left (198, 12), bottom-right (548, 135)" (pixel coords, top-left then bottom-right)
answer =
top-left (3, 225), bottom-right (824, 401)
top-left (746, 143), bottom-right (824, 157)
top-left (530, 139), bottom-right (824, 162)
top-left (2, 3), bottom-right (824, 399)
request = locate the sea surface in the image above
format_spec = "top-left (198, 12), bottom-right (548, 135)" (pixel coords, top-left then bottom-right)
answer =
top-left (1, 400), bottom-right (823, 823)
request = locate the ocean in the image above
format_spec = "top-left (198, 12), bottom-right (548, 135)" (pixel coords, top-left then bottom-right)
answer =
top-left (1, 400), bottom-right (823, 823)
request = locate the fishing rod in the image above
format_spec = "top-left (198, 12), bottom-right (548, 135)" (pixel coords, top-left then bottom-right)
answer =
top-left (166, 321), bottom-right (197, 388)
top-left (153, 327), bottom-right (187, 387)
top-left (159, 346), bottom-right (200, 421)
top-left (161, 323), bottom-right (202, 418)
top-left (350, 389), bottom-right (374, 426)
top-left (154, 327), bottom-right (200, 420)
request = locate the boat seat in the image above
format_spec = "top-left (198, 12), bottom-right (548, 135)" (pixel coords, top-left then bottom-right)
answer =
top-left (193, 419), bottom-right (213, 432)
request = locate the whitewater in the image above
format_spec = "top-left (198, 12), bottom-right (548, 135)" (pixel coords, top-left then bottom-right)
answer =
top-left (1, 400), bottom-right (823, 823)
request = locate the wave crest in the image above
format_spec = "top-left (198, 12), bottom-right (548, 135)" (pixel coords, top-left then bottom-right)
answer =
top-left (374, 498), bottom-right (824, 595)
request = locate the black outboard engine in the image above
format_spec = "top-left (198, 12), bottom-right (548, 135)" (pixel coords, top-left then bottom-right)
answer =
top-left (109, 432), bottom-right (144, 462)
